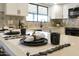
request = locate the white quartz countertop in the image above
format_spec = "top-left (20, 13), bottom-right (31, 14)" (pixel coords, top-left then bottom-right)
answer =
top-left (0, 31), bottom-right (79, 56)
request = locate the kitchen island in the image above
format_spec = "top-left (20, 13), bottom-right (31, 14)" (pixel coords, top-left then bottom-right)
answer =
top-left (0, 30), bottom-right (79, 56)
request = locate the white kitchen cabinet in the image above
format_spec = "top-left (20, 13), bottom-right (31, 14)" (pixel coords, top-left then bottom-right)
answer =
top-left (5, 3), bottom-right (17, 16)
top-left (5, 3), bottom-right (28, 16)
top-left (0, 3), bottom-right (5, 12)
top-left (17, 3), bottom-right (28, 16)
top-left (50, 4), bottom-right (63, 19)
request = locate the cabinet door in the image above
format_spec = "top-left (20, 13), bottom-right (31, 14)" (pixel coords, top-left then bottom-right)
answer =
top-left (50, 5), bottom-right (63, 19)
top-left (0, 3), bottom-right (5, 12)
top-left (5, 3), bottom-right (17, 15)
top-left (17, 3), bottom-right (28, 16)
top-left (5, 3), bottom-right (28, 16)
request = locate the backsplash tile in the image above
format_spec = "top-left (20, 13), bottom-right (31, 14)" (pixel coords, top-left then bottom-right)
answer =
top-left (63, 18), bottom-right (79, 27)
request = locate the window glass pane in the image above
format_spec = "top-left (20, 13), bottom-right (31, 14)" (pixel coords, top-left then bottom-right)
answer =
top-left (38, 14), bottom-right (48, 22)
top-left (38, 6), bottom-right (47, 15)
top-left (26, 4), bottom-right (37, 21)
top-left (28, 4), bottom-right (37, 13)
top-left (27, 13), bottom-right (38, 21)
top-left (33, 14), bottom-right (37, 21)
top-left (38, 6), bottom-right (48, 22)
top-left (43, 15), bottom-right (48, 22)
top-left (26, 14), bottom-right (33, 21)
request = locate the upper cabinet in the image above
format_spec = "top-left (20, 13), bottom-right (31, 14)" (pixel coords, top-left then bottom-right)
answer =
top-left (50, 4), bottom-right (63, 19)
top-left (5, 3), bottom-right (28, 16)
top-left (5, 3), bottom-right (17, 16)
top-left (0, 3), bottom-right (5, 12)
top-left (17, 3), bottom-right (28, 16)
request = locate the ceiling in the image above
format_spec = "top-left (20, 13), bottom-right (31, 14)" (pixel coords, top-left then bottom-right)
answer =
top-left (32, 3), bottom-right (79, 7)
top-left (35, 3), bottom-right (68, 7)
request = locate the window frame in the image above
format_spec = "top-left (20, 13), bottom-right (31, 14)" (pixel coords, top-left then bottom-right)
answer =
top-left (27, 3), bottom-right (48, 22)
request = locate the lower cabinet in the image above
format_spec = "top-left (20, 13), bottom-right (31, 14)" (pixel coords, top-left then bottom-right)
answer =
top-left (65, 27), bottom-right (79, 36)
